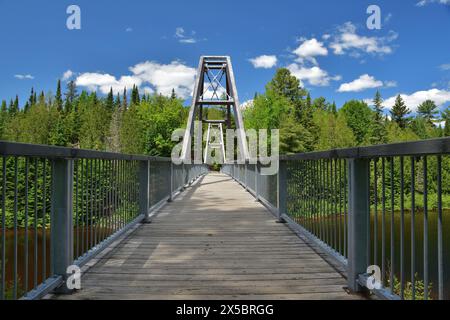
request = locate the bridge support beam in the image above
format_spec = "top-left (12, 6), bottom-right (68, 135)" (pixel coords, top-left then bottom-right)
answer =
top-left (347, 158), bottom-right (370, 292)
top-left (51, 158), bottom-right (74, 293)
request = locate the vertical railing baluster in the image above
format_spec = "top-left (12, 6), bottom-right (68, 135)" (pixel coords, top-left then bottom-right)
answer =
top-left (423, 156), bottom-right (429, 300)
top-left (437, 155), bottom-right (443, 300)
top-left (13, 157), bottom-right (18, 299)
top-left (24, 158), bottom-right (29, 295)
top-left (400, 156), bottom-right (405, 299)
top-left (411, 156), bottom-right (416, 300)
top-left (390, 157), bottom-right (395, 294)
top-left (1, 157), bottom-right (5, 300)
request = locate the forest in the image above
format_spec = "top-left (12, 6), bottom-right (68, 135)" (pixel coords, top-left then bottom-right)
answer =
top-left (1, 68), bottom-right (449, 157)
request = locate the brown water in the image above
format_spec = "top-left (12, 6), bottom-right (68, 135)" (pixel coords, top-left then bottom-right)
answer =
top-left (1, 226), bottom-right (114, 298)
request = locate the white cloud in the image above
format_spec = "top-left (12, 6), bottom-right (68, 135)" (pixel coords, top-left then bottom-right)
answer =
top-left (383, 89), bottom-right (450, 112)
top-left (62, 70), bottom-right (74, 81)
top-left (174, 27), bottom-right (202, 44)
top-left (125, 27), bottom-right (133, 32)
top-left (293, 38), bottom-right (328, 60)
top-left (439, 63), bottom-right (450, 71)
top-left (338, 74), bottom-right (387, 92)
top-left (14, 74), bottom-right (34, 80)
top-left (287, 64), bottom-right (341, 87)
top-left (76, 60), bottom-right (197, 99)
top-left (385, 81), bottom-right (398, 88)
top-left (240, 99), bottom-right (254, 110)
top-left (329, 22), bottom-right (397, 56)
top-left (338, 74), bottom-right (383, 92)
top-left (249, 55), bottom-right (277, 69)
top-left (416, 0), bottom-right (450, 6)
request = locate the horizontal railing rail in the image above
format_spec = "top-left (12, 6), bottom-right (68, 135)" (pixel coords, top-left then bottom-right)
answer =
top-left (222, 137), bottom-right (450, 300)
top-left (0, 141), bottom-right (208, 300)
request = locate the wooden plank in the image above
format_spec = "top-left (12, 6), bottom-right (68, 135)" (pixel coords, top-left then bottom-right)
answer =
top-left (52, 173), bottom-right (359, 300)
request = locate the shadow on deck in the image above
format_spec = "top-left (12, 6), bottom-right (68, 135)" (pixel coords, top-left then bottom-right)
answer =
top-left (51, 173), bottom-right (363, 300)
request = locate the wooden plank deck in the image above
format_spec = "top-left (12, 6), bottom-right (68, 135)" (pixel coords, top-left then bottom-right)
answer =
top-left (53, 173), bottom-right (362, 300)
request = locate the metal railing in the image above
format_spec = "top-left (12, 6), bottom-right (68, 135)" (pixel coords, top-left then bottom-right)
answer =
top-left (222, 137), bottom-right (450, 300)
top-left (0, 141), bottom-right (208, 300)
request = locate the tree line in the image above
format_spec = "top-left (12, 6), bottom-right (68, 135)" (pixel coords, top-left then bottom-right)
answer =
top-left (243, 68), bottom-right (450, 154)
top-left (0, 80), bottom-right (187, 156)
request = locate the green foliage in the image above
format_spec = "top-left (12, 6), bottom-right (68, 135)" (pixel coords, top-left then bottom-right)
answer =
top-left (417, 99), bottom-right (438, 124)
top-left (313, 109), bottom-right (355, 150)
top-left (369, 90), bottom-right (387, 145)
top-left (441, 106), bottom-right (450, 137)
top-left (340, 100), bottom-right (373, 145)
top-left (390, 95), bottom-right (411, 129)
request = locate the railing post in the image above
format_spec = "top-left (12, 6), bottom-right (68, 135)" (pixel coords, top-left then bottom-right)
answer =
top-left (51, 158), bottom-right (74, 293)
top-left (168, 162), bottom-right (174, 202)
top-left (139, 160), bottom-right (150, 222)
top-left (347, 158), bottom-right (370, 292)
top-left (277, 159), bottom-right (287, 223)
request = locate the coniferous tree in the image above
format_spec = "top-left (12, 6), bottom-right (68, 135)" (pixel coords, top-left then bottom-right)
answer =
top-left (28, 87), bottom-right (36, 107)
top-left (417, 99), bottom-right (438, 124)
top-left (131, 85), bottom-right (140, 106)
top-left (64, 80), bottom-right (78, 113)
top-left (9, 96), bottom-right (19, 115)
top-left (55, 80), bottom-right (63, 111)
top-left (114, 93), bottom-right (121, 110)
top-left (390, 95), bottom-right (410, 129)
top-left (106, 87), bottom-right (114, 111)
top-left (370, 90), bottom-right (387, 145)
top-left (442, 106), bottom-right (450, 137)
top-left (0, 100), bottom-right (8, 138)
top-left (171, 88), bottom-right (177, 100)
top-left (122, 88), bottom-right (128, 110)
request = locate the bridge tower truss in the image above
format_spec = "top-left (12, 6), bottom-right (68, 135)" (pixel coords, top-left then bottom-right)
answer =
top-left (180, 56), bottom-right (249, 164)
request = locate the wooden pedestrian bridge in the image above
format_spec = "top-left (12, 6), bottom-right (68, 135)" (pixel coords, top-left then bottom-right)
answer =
top-left (0, 137), bottom-right (449, 300)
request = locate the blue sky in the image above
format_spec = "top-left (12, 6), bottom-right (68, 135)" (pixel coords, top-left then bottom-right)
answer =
top-left (1, 0), bottom-right (450, 113)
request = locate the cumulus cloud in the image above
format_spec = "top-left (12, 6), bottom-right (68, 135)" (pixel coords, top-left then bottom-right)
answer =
top-left (287, 64), bottom-right (341, 87)
top-left (75, 60), bottom-right (197, 99)
top-left (338, 74), bottom-right (387, 92)
top-left (329, 22), bottom-right (397, 57)
top-left (383, 89), bottom-right (450, 112)
top-left (14, 74), bottom-right (34, 80)
top-left (62, 70), bottom-right (74, 81)
top-left (293, 38), bottom-right (328, 64)
top-left (240, 99), bottom-right (254, 110)
top-left (125, 27), bottom-right (133, 32)
top-left (249, 55), bottom-right (277, 69)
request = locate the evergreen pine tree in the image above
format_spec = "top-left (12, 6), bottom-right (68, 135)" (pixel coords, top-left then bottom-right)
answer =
top-left (55, 80), bottom-right (63, 111)
top-left (115, 93), bottom-right (121, 110)
top-left (28, 87), bottom-right (36, 107)
top-left (390, 94), bottom-right (410, 129)
top-left (122, 88), bottom-right (128, 110)
top-left (106, 87), bottom-right (114, 111)
top-left (370, 90), bottom-right (387, 144)
top-left (417, 99), bottom-right (438, 124)
top-left (9, 95), bottom-right (19, 115)
top-left (64, 80), bottom-right (78, 113)
top-left (171, 88), bottom-right (177, 100)
top-left (131, 85), bottom-right (140, 106)
top-left (442, 106), bottom-right (450, 137)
